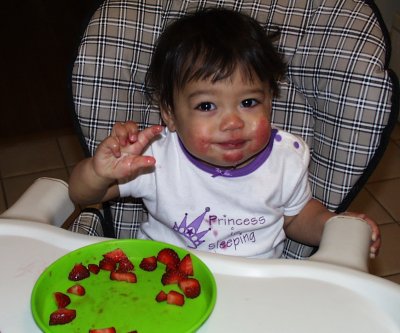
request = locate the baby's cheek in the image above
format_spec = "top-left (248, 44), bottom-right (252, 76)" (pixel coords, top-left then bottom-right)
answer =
top-left (191, 137), bottom-right (211, 155)
top-left (251, 120), bottom-right (271, 151)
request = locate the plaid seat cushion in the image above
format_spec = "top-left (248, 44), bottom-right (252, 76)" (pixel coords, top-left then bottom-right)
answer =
top-left (69, 208), bottom-right (105, 236)
top-left (71, 0), bottom-right (396, 258)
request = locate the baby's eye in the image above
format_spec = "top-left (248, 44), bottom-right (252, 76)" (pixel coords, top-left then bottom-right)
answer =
top-left (240, 99), bottom-right (259, 108)
top-left (196, 102), bottom-right (216, 111)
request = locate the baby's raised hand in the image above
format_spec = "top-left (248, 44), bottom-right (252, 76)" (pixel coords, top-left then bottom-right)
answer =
top-left (93, 121), bottom-right (163, 181)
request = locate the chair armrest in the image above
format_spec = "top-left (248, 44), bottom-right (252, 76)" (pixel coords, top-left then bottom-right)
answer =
top-left (0, 177), bottom-right (75, 227)
top-left (309, 215), bottom-right (371, 272)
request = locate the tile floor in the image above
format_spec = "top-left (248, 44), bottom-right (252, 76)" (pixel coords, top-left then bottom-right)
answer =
top-left (0, 124), bottom-right (400, 284)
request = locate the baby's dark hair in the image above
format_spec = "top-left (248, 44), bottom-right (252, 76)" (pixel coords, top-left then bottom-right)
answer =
top-left (146, 8), bottom-right (286, 110)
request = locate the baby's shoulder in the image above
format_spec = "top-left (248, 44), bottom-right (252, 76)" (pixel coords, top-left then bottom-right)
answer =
top-left (272, 129), bottom-right (310, 160)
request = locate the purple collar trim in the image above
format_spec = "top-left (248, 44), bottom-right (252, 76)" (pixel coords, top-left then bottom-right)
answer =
top-left (179, 129), bottom-right (277, 178)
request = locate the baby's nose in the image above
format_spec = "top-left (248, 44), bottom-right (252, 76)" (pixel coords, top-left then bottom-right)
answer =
top-left (220, 112), bottom-right (245, 131)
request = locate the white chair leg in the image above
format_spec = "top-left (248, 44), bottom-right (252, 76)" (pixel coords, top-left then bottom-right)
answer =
top-left (0, 177), bottom-right (76, 227)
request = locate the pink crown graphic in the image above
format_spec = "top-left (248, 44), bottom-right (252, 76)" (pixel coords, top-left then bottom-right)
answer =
top-left (173, 207), bottom-right (211, 249)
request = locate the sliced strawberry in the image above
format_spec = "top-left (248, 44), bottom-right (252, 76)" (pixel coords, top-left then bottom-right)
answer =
top-left (155, 290), bottom-right (167, 302)
top-left (49, 308), bottom-right (76, 325)
top-left (167, 290), bottom-right (185, 306)
top-left (157, 248), bottom-right (180, 271)
top-left (110, 271), bottom-right (137, 283)
top-left (178, 277), bottom-right (201, 298)
top-left (67, 284), bottom-right (86, 296)
top-left (117, 257), bottom-right (134, 272)
top-left (161, 269), bottom-right (186, 285)
top-left (68, 263), bottom-right (90, 281)
top-left (88, 263), bottom-right (100, 274)
top-left (99, 257), bottom-right (117, 271)
top-left (139, 256), bottom-right (158, 271)
top-left (89, 328), bottom-right (116, 333)
top-left (53, 292), bottom-right (71, 308)
top-left (178, 254), bottom-right (194, 276)
top-left (103, 248), bottom-right (128, 262)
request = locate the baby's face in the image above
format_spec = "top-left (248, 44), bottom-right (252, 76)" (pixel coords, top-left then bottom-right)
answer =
top-left (162, 68), bottom-right (273, 168)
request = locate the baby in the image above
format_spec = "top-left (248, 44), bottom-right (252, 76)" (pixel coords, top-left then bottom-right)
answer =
top-left (69, 8), bottom-right (380, 258)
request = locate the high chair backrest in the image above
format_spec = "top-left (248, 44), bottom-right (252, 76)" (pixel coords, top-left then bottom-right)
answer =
top-left (71, 0), bottom-right (398, 258)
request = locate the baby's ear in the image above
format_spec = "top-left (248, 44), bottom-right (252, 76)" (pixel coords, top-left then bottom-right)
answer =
top-left (160, 106), bottom-right (177, 132)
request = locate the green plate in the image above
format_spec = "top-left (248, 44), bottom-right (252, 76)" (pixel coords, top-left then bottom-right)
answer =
top-left (31, 239), bottom-right (217, 333)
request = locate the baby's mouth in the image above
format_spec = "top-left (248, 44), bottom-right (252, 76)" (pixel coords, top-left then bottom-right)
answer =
top-left (217, 139), bottom-right (246, 150)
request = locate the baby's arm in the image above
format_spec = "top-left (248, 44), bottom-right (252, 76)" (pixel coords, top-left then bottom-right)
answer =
top-left (69, 121), bottom-right (163, 206)
top-left (283, 199), bottom-right (334, 247)
top-left (284, 198), bottom-right (381, 258)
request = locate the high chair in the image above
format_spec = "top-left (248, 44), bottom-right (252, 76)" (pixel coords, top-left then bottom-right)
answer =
top-left (4, 0), bottom-right (399, 260)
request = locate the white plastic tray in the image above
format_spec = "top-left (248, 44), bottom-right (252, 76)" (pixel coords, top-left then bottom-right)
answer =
top-left (0, 220), bottom-right (399, 333)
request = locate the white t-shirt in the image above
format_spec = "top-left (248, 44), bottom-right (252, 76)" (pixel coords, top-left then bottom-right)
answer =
top-left (119, 128), bottom-right (311, 258)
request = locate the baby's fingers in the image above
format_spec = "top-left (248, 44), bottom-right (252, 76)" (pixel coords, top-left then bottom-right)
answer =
top-left (128, 125), bottom-right (163, 154)
top-left (358, 214), bottom-right (381, 258)
top-left (117, 154), bottom-right (157, 180)
top-left (369, 235), bottom-right (381, 259)
top-left (367, 219), bottom-right (381, 258)
top-left (139, 125), bottom-right (164, 143)
top-left (97, 136), bottom-right (123, 158)
top-left (112, 121), bottom-right (139, 146)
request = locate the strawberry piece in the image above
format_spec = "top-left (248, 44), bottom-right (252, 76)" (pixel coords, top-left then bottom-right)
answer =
top-left (103, 248), bottom-right (128, 262)
top-left (161, 269), bottom-right (186, 285)
top-left (89, 328), bottom-right (116, 333)
top-left (53, 292), bottom-right (71, 308)
top-left (167, 290), bottom-right (185, 306)
top-left (157, 248), bottom-right (180, 271)
top-left (178, 254), bottom-right (194, 276)
top-left (155, 290), bottom-right (167, 302)
top-left (49, 308), bottom-right (76, 325)
top-left (68, 263), bottom-right (90, 281)
top-left (178, 277), bottom-right (201, 298)
top-left (110, 271), bottom-right (137, 283)
top-left (88, 263), bottom-right (100, 274)
top-left (67, 284), bottom-right (86, 296)
top-left (139, 256), bottom-right (158, 271)
top-left (99, 257), bottom-right (117, 271)
top-left (117, 257), bottom-right (134, 272)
